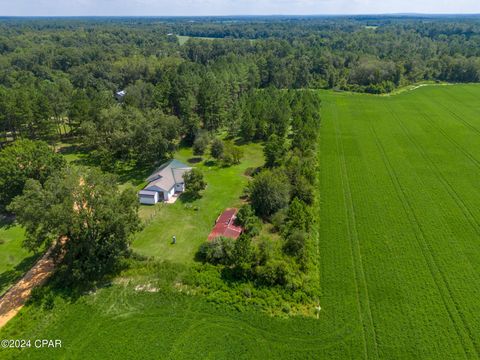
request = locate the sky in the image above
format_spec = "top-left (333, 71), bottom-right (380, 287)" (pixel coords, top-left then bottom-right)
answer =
top-left (1, 0), bottom-right (480, 17)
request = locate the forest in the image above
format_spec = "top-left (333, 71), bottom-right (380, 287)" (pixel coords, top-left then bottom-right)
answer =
top-left (2, 16), bottom-right (480, 146)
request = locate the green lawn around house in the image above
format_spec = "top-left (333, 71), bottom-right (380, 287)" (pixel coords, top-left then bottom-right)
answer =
top-left (131, 143), bottom-right (264, 263)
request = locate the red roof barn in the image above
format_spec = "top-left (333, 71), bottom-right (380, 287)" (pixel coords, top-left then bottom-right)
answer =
top-left (208, 208), bottom-right (243, 241)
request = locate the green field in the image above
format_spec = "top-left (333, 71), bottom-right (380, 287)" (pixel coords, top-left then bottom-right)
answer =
top-left (177, 35), bottom-right (220, 45)
top-left (318, 84), bottom-right (480, 359)
top-left (2, 84), bottom-right (480, 359)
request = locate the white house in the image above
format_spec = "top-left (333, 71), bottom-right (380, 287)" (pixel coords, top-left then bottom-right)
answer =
top-left (115, 90), bottom-right (126, 101)
top-left (138, 159), bottom-right (192, 205)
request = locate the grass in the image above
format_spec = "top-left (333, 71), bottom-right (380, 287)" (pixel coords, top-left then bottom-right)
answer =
top-left (56, 139), bottom-right (265, 264)
top-left (318, 83), bottom-right (480, 359)
top-left (0, 219), bottom-right (35, 296)
top-left (3, 84), bottom-right (480, 359)
top-left (0, 281), bottom-right (338, 360)
top-left (132, 143), bottom-right (264, 263)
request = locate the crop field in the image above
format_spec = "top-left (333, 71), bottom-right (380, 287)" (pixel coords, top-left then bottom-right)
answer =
top-left (2, 84), bottom-right (480, 359)
top-left (318, 84), bottom-right (480, 359)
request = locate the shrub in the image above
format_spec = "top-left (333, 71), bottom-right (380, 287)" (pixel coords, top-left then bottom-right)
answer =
top-left (255, 260), bottom-right (290, 286)
top-left (222, 142), bottom-right (244, 166)
top-left (197, 237), bottom-right (235, 265)
top-left (210, 138), bottom-right (224, 159)
top-left (283, 230), bottom-right (308, 258)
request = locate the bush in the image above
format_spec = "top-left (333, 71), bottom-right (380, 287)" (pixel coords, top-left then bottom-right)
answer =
top-left (197, 237), bottom-right (235, 265)
top-left (283, 230), bottom-right (308, 258)
top-left (255, 260), bottom-right (290, 286)
top-left (210, 138), bottom-right (224, 159)
top-left (222, 142), bottom-right (244, 166)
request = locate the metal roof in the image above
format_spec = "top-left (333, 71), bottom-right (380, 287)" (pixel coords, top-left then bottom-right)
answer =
top-left (144, 159), bottom-right (191, 192)
top-left (208, 208), bottom-right (243, 241)
top-left (138, 190), bottom-right (158, 196)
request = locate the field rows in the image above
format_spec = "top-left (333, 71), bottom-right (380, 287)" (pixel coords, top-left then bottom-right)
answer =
top-left (319, 85), bottom-right (480, 359)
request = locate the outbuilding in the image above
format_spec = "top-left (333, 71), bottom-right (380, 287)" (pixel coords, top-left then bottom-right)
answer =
top-left (208, 208), bottom-right (243, 241)
top-left (138, 190), bottom-right (160, 205)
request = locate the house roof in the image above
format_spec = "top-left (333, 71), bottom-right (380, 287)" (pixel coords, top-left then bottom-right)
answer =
top-left (139, 190), bottom-right (158, 197)
top-left (208, 208), bottom-right (243, 241)
top-left (144, 159), bottom-right (191, 192)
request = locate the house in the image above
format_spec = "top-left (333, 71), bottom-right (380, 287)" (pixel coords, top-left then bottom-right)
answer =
top-left (138, 159), bottom-right (192, 205)
top-left (208, 208), bottom-right (243, 241)
top-left (115, 90), bottom-right (126, 101)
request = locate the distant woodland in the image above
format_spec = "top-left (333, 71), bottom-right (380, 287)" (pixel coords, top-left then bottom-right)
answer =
top-left (1, 16), bottom-right (480, 145)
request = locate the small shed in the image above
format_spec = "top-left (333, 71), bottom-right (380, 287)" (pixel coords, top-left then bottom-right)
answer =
top-left (208, 208), bottom-right (243, 241)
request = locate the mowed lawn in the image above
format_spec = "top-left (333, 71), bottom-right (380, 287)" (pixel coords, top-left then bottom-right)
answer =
top-left (318, 84), bottom-right (480, 359)
top-left (131, 143), bottom-right (264, 263)
top-left (0, 221), bottom-right (33, 295)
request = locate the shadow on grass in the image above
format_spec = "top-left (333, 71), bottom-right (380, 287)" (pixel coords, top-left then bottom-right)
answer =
top-left (178, 192), bottom-right (202, 204)
top-left (0, 215), bottom-right (14, 229)
top-left (204, 160), bottom-right (217, 167)
top-left (115, 164), bottom-right (154, 187)
top-left (57, 144), bottom-right (85, 156)
top-left (234, 137), bottom-right (261, 146)
top-left (27, 258), bottom-right (131, 306)
top-left (0, 253), bottom-right (41, 296)
top-left (187, 157), bottom-right (203, 164)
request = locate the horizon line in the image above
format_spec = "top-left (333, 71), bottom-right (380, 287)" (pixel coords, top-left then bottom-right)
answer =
top-left (1, 13), bottom-right (480, 18)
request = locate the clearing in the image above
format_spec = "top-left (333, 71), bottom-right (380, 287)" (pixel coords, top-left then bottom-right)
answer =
top-left (131, 143), bottom-right (264, 263)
